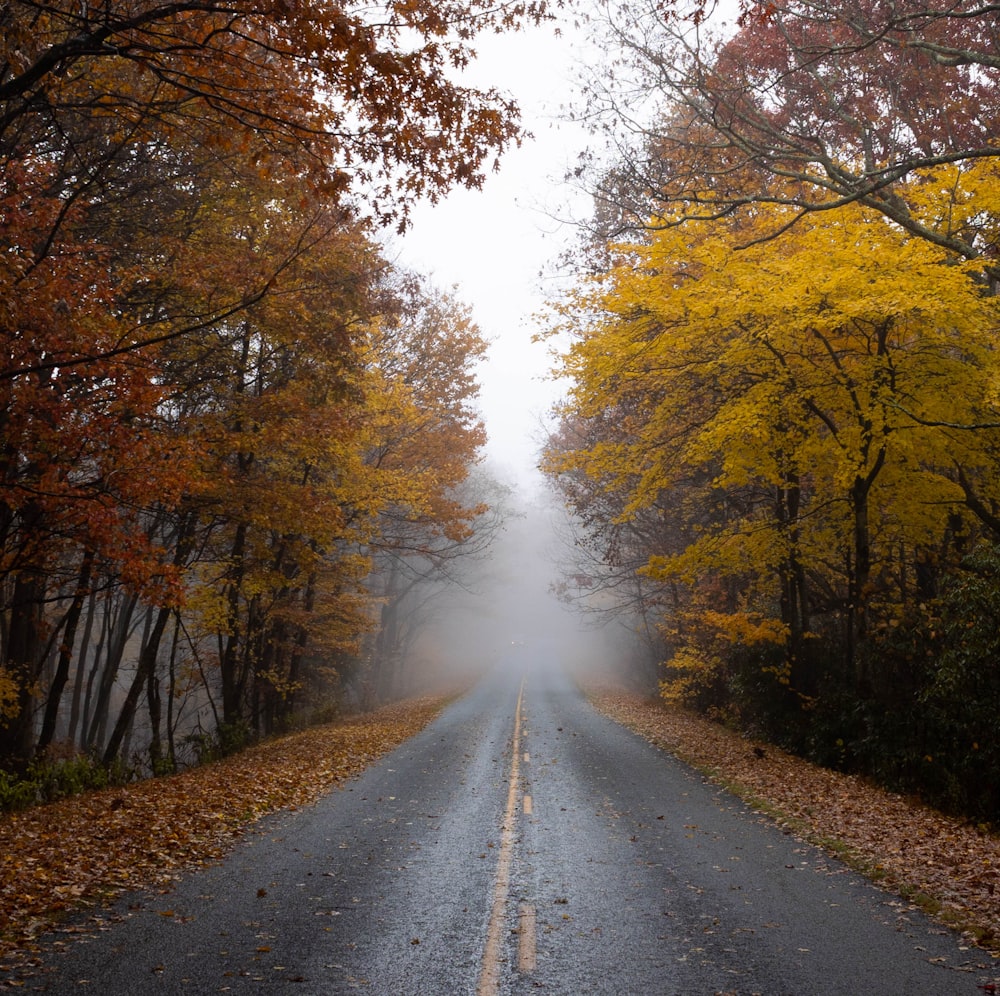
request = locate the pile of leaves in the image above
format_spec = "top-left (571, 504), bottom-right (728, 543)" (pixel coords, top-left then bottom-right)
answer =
top-left (589, 688), bottom-right (1000, 954)
top-left (0, 696), bottom-right (446, 970)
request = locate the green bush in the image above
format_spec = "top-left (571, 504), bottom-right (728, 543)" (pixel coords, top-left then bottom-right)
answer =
top-left (184, 720), bottom-right (253, 766)
top-left (30, 753), bottom-right (110, 801)
top-left (918, 543), bottom-right (1000, 821)
top-left (822, 542), bottom-right (1000, 823)
top-left (0, 768), bottom-right (38, 812)
top-left (0, 752), bottom-right (133, 813)
top-left (692, 542), bottom-right (1000, 825)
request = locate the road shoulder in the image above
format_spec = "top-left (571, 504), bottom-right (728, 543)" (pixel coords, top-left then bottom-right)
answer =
top-left (587, 685), bottom-right (1000, 957)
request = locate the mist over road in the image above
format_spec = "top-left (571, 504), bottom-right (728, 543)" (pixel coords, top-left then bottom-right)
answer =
top-left (17, 655), bottom-right (988, 994)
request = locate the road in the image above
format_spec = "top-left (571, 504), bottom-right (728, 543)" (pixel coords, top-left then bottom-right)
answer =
top-left (10, 655), bottom-right (993, 994)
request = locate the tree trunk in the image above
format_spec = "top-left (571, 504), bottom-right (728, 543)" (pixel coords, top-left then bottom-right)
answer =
top-left (37, 549), bottom-right (95, 756)
top-left (147, 634), bottom-right (163, 770)
top-left (67, 583), bottom-right (98, 747)
top-left (848, 475), bottom-right (874, 690)
top-left (104, 512), bottom-right (195, 768)
top-left (102, 603), bottom-right (172, 766)
top-left (165, 614), bottom-right (182, 772)
top-left (220, 522), bottom-right (248, 725)
top-left (85, 590), bottom-right (139, 752)
top-left (0, 570), bottom-right (46, 770)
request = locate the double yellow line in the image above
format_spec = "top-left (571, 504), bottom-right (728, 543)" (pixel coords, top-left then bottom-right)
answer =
top-left (478, 679), bottom-right (536, 994)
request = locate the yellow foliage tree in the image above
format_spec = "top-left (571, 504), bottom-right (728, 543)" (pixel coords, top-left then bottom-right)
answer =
top-left (545, 169), bottom-right (1000, 709)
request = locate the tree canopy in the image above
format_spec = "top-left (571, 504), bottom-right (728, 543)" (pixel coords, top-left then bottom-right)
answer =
top-left (0, 0), bottom-right (537, 775)
top-left (579, 0), bottom-right (1000, 263)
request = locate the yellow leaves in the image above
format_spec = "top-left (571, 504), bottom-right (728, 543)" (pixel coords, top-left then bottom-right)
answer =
top-left (357, 279), bottom-right (488, 539)
top-left (659, 647), bottom-right (723, 706)
top-left (697, 610), bottom-right (789, 647)
top-left (545, 166), bottom-right (1000, 648)
top-left (256, 668), bottom-right (302, 700)
top-left (905, 161), bottom-right (1000, 261)
top-left (657, 605), bottom-right (788, 709)
top-left (0, 668), bottom-right (21, 724)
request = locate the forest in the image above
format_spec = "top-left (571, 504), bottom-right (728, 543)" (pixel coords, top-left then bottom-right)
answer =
top-left (6, 0), bottom-right (1000, 830)
top-left (0, 0), bottom-right (550, 793)
top-left (542, 0), bottom-right (1000, 822)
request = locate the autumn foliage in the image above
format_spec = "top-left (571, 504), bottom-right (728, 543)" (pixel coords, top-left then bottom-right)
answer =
top-left (546, 3), bottom-right (1000, 820)
top-left (0, 0), bottom-right (540, 779)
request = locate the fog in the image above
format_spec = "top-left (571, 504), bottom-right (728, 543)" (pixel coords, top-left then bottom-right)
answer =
top-left (401, 479), bottom-right (647, 697)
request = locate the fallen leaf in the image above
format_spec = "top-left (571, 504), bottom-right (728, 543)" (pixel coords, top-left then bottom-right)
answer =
top-left (0, 695), bottom-right (450, 972)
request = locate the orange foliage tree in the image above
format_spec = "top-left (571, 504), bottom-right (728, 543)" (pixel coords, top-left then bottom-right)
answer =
top-left (0, 0), bottom-right (545, 772)
top-left (358, 277), bottom-right (493, 702)
top-left (580, 0), bottom-right (1000, 264)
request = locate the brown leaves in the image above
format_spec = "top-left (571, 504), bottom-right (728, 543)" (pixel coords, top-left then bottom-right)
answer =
top-left (589, 686), bottom-right (1000, 950)
top-left (2, 0), bottom-right (538, 214)
top-left (0, 696), bottom-right (446, 967)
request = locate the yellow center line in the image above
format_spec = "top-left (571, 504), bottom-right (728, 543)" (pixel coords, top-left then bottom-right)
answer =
top-left (477, 678), bottom-right (524, 996)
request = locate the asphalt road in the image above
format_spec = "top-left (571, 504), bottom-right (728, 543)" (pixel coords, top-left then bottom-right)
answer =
top-left (10, 654), bottom-right (995, 994)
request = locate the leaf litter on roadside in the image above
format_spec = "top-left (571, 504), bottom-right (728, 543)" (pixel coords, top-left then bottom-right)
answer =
top-left (0, 695), bottom-right (448, 972)
top-left (588, 686), bottom-right (1000, 958)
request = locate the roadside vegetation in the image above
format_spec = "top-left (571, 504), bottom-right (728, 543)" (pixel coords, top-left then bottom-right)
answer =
top-left (0, 0), bottom-right (536, 784)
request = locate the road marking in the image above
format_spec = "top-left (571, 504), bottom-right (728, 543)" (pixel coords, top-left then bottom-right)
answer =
top-left (523, 794), bottom-right (533, 816)
top-left (518, 903), bottom-right (537, 972)
top-left (524, 751), bottom-right (530, 762)
top-left (477, 679), bottom-right (524, 996)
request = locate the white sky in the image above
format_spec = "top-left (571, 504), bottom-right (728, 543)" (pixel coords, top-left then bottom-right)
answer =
top-left (391, 18), bottom-right (593, 491)
top-left (389, 4), bottom-right (744, 493)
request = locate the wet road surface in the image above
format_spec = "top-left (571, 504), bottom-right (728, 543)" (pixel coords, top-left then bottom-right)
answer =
top-left (6, 657), bottom-right (994, 994)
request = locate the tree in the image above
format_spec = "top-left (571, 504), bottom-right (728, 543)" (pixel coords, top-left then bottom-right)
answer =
top-left (0, 0), bottom-right (549, 207)
top-left (578, 0), bottom-right (1000, 265)
top-left (542, 400), bottom-right (684, 683)
top-left (0, 0), bottom-right (554, 771)
top-left (542, 181), bottom-right (1000, 713)
top-left (169, 190), bottom-right (390, 739)
top-left (1, 0), bottom-right (558, 392)
top-left (359, 278), bottom-right (492, 701)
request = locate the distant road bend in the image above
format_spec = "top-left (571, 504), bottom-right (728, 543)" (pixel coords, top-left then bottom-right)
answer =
top-left (13, 655), bottom-right (994, 994)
